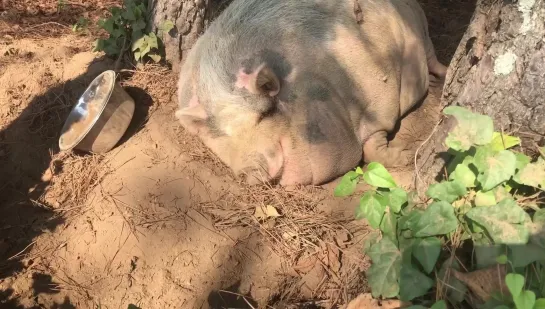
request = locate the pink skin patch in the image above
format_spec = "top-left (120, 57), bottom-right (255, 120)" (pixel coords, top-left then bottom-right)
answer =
top-left (235, 68), bottom-right (259, 93)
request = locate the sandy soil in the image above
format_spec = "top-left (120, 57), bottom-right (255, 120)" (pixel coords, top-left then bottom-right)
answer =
top-left (0, 0), bottom-right (475, 308)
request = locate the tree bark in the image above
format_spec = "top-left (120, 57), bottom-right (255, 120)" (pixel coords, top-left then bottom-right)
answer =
top-left (415, 0), bottom-right (545, 193)
top-left (148, 0), bottom-right (231, 74)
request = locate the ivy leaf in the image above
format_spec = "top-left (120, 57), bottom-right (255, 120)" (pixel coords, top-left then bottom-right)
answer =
top-left (134, 50), bottom-right (142, 61)
top-left (443, 106), bottom-right (494, 151)
top-left (412, 201), bottom-right (458, 237)
top-left (474, 149), bottom-right (517, 191)
top-left (122, 6), bottom-right (137, 20)
top-left (426, 180), bottom-right (467, 203)
top-left (514, 158), bottom-right (545, 189)
top-left (131, 35), bottom-right (147, 52)
top-left (98, 18), bottom-right (115, 34)
top-left (404, 306), bottom-right (427, 309)
top-left (366, 238), bottom-right (401, 298)
top-left (534, 299), bottom-right (545, 309)
top-left (449, 163), bottom-right (477, 188)
top-left (363, 162), bottom-right (397, 188)
top-left (131, 18), bottom-right (146, 31)
top-left (490, 132), bottom-right (521, 151)
top-left (413, 237), bottom-right (441, 274)
top-left (334, 171), bottom-right (360, 197)
top-left (514, 152), bottom-right (532, 172)
top-left (146, 32), bottom-right (159, 49)
top-left (380, 209), bottom-right (397, 242)
top-left (399, 265), bottom-right (434, 301)
top-left (160, 20), bottom-right (175, 34)
top-left (430, 300), bottom-right (447, 309)
top-left (506, 273), bottom-right (525, 298)
top-left (399, 210), bottom-right (422, 231)
top-left (148, 53), bottom-right (161, 62)
top-left (475, 190), bottom-right (497, 207)
top-left (387, 187), bottom-right (408, 213)
top-left (508, 243), bottom-right (545, 268)
top-left (466, 199), bottom-right (530, 244)
top-left (514, 290), bottom-right (536, 309)
top-left (356, 191), bottom-right (387, 229)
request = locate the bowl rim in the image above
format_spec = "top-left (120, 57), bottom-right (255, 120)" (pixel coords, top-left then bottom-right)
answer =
top-left (58, 70), bottom-right (117, 151)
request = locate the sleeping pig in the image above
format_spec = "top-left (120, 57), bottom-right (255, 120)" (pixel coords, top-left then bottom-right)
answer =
top-left (175, 0), bottom-right (447, 185)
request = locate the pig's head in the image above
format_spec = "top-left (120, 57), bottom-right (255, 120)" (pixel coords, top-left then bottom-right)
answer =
top-left (175, 47), bottom-right (363, 186)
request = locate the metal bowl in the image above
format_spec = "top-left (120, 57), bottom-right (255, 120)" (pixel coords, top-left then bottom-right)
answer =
top-left (58, 70), bottom-right (135, 153)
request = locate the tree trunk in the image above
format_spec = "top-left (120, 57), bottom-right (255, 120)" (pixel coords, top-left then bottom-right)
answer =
top-left (148, 0), bottom-right (231, 74)
top-left (415, 0), bottom-right (545, 193)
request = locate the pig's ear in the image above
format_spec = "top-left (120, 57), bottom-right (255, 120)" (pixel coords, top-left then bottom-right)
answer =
top-left (175, 104), bottom-right (209, 136)
top-left (240, 63), bottom-right (280, 97)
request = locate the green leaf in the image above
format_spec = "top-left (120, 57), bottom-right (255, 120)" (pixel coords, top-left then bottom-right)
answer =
top-left (508, 243), bottom-right (545, 268)
top-left (356, 191), bottom-right (387, 229)
top-left (92, 39), bottom-right (105, 52)
top-left (98, 18), bottom-right (115, 34)
top-left (160, 20), bottom-right (175, 33)
top-left (131, 18), bottom-right (146, 31)
top-left (474, 241), bottom-right (504, 269)
top-left (494, 306), bottom-right (511, 309)
top-left (466, 199), bottom-right (530, 244)
top-left (134, 50), bottom-right (142, 61)
top-left (496, 254), bottom-right (508, 264)
top-left (146, 32), bottom-right (159, 49)
top-left (132, 35), bottom-right (147, 52)
top-left (506, 273), bottom-right (525, 298)
top-left (362, 230), bottom-right (380, 254)
top-left (122, 7), bottom-right (137, 20)
top-left (399, 210), bottom-right (422, 231)
top-left (363, 162), bottom-right (397, 188)
top-left (438, 258), bottom-right (467, 303)
top-left (412, 201), bottom-right (458, 237)
top-left (475, 149), bottom-right (517, 191)
top-left (475, 190), bottom-right (497, 207)
top-left (148, 53), bottom-right (161, 62)
top-left (131, 29), bottom-right (144, 44)
top-left (514, 290), bottom-right (536, 309)
top-left (334, 171), bottom-right (360, 197)
top-left (534, 299), bottom-right (545, 309)
top-left (128, 305), bottom-right (141, 309)
top-left (514, 159), bottom-right (545, 189)
top-left (366, 238), bottom-right (401, 298)
top-left (387, 187), bottom-right (408, 213)
top-left (380, 209), bottom-right (397, 241)
top-left (404, 306), bottom-right (428, 309)
top-left (399, 265), bottom-right (434, 301)
top-left (425, 180), bottom-right (467, 203)
top-left (413, 237), bottom-right (441, 274)
top-left (443, 106), bottom-right (494, 151)
top-left (355, 166), bottom-right (364, 175)
top-left (449, 163), bottom-right (477, 188)
top-left (490, 132), bottom-right (521, 151)
top-left (430, 300), bottom-right (447, 309)
top-left (514, 152), bottom-right (532, 171)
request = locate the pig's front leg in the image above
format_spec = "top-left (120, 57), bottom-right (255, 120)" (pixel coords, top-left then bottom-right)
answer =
top-left (362, 131), bottom-right (413, 168)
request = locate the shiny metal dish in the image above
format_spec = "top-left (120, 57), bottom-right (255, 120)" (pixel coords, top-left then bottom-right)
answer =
top-left (58, 70), bottom-right (135, 153)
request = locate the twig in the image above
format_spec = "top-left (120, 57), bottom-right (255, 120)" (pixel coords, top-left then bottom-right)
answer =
top-left (414, 116), bottom-right (444, 192)
top-left (7, 240), bottom-right (37, 261)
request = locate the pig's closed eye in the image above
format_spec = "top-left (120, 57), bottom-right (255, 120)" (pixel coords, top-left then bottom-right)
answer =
top-left (257, 101), bottom-right (277, 123)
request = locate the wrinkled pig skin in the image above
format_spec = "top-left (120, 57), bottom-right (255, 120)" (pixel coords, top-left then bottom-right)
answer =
top-left (175, 0), bottom-right (447, 186)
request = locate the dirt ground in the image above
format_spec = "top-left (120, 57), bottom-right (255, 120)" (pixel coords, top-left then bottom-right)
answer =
top-left (0, 0), bottom-right (475, 308)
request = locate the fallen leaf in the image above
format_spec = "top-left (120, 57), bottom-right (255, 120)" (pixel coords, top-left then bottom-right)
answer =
top-left (253, 204), bottom-right (281, 220)
top-left (452, 265), bottom-right (508, 302)
top-left (345, 293), bottom-right (411, 309)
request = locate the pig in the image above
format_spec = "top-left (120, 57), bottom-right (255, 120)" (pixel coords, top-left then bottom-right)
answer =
top-left (175, 0), bottom-right (448, 186)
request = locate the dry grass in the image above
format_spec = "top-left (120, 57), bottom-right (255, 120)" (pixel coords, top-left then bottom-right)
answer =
top-left (41, 151), bottom-right (111, 213)
top-left (200, 183), bottom-right (370, 306)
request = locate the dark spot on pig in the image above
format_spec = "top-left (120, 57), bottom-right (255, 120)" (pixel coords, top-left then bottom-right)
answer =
top-left (300, 121), bottom-right (327, 144)
top-left (260, 49), bottom-right (292, 80)
top-left (307, 84), bottom-right (331, 102)
top-left (266, 148), bottom-right (276, 159)
top-left (278, 88), bottom-right (297, 103)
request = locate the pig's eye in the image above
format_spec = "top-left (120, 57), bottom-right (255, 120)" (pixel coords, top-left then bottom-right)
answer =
top-left (257, 99), bottom-right (278, 123)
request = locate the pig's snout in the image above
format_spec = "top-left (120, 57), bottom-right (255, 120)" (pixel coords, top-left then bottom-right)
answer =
top-left (237, 143), bottom-right (285, 185)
